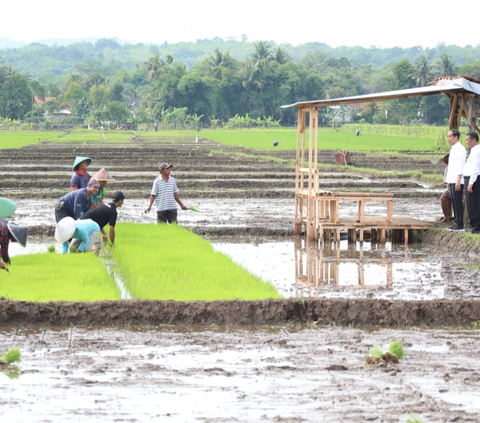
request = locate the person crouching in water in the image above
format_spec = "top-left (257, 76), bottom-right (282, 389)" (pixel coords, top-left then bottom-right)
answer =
top-left (55, 179), bottom-right (100, 222)
top-left (55, 217), bottom-right (101, 255)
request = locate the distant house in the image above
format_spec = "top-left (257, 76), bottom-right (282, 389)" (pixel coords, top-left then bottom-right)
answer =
top-left (34, 96), bottom-right (56, 105)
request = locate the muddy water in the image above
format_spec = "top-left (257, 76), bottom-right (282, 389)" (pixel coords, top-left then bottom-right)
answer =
top-left (1, 326), bottom-right (479, 422)
top-left (213, 239), bottom-right (480, 301)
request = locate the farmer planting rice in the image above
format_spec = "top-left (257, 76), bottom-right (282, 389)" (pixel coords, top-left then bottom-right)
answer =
top-left (55, 179), bottom-right (100, 222)
top-left (145, 163), bottom-right (187, 224)
top-left (55, 217), bottom-right (101, 255)
top-left (89, 168), bottom-right (115, 209)
top-left (70, 156), bottom-right (92, 191)
top-left (80, 191), bottom-right (126, 247)
top-left (0, 220), bottom-right (28, 272)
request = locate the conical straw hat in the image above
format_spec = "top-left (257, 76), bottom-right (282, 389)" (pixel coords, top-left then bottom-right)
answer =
top-left (55, 217), bottom-right (76, 242)
top-left (73, 156), bottom-right (92, 171)
top-left (7, 222), bottom-right (27, 248)
top-left (91, 168), bottom-right (115, 182)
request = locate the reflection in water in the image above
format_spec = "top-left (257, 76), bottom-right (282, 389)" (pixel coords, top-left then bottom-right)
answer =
top-left (294, 238), bottom-right (409, 297)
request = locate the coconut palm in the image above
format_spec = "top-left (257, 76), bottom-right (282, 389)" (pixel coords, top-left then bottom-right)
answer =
top-left (273, 47), bottom-right (291, 65)
top-left (434, 54), bottom-right (457, 77)
top-left (252, 41), bottom-right (273, 67)
top-left (145, 53), bottom-right (165, 82)
top-left (409, 57), bottom-right (433, 87)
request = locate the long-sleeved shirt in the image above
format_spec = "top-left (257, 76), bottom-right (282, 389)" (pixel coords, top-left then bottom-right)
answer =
top-left (62, 219), bottom-right (100, 253)
top-left (463, 144), bottom-right (480, 185)
top-left (58, 188), bottom-right (93, 220)
top-left (446, 141), bottom-right (466, 184)
top-left (0, 221), bottom-right (11, 264)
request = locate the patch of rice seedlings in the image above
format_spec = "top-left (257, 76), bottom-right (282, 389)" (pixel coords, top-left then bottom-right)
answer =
top-left (388, 339), bottom-right (405, 360)
top-left (112, 223), bottom-right (282, 301)
top-left (0, 348), bottom-right (21, 365)
top-left (369, 346), bottom-right (383, 358)
top-left (47, 244), bottom-right (56, 253)
top-left (0, 253), bottom-right (121, 302)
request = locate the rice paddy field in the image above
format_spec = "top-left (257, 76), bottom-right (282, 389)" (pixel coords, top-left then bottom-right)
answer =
top-left (1, 127), bottom-right (480, 422)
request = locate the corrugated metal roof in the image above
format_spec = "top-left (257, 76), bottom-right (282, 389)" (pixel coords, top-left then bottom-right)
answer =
top-left (281, 77), bottom-right (480, 109)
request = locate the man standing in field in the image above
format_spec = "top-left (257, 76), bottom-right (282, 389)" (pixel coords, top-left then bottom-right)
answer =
top-left (446, 129), bottom-right (466, 231)
top-left (80, 191), bottom-right (126, 246)
top-left (144, 163), bottom-right (187, 223)
top-left (462, 132), bottom-right (480, 234)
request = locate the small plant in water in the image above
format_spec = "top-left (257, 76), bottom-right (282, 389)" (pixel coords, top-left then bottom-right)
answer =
top-left (366, 340), bottom-right (405, 365)
top-left (405, 413), bottom-right (423, 423)
top-left (0, 348), bottom-right (21, 365)
top-left (70, 245), bottom-right (78, 254)
top-left (47, 244), bottom-right (56, 253)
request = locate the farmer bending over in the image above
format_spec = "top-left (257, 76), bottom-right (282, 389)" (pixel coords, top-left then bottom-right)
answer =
top-left (80, 191), bottom-right (126, 247)
top-left (144, 163), bottom-right (187, 224)
top-left (55, 217), bottom-right (101, 255)
top-left (0, 221), bottom-right (28, 272)
top-left (55, 179), bottom-right (100, 222)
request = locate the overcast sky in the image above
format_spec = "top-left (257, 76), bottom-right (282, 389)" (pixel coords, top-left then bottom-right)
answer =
top-left (2, 0), bottom-right (475, 48)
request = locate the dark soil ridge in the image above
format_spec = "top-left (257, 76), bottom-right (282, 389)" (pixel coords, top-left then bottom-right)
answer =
top-left (1, 298), bottom-right (478, 328)
top-left (3, 189), bottom-right (441, 200)
top-left (0, 179), bottom-right (424, 191)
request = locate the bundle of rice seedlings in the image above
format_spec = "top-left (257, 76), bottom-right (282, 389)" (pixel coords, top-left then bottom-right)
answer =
top-left (0, 348), bottom-right (21, 365)
top-left (366, 340), bottom-right (405, 365)
top-left (187, 206), bottom-right (199, 212)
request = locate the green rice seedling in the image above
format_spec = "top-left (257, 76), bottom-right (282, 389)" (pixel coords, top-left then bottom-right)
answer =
top-left (70, 245), bottom-right (78, 254)
top-left (405, 413), bottom-right (423, 423)
top-left (0, 348), bottom-right (21, 365)
top-left (112, 223), bottom-right (282, 301)
top-left (47, 244), bottom-right (56, 253)
top-left (0, 253), bottom-right (120, 302)
top-left (187, 206), bottom-right (199, 212)
top-left (389, 340), bottom-right (405, 360)
top-left (369, 346), bottom-right (383, 358)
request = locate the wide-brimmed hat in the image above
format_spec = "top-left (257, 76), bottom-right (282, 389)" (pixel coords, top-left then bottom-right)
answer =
top-left (158, 163), bottom-right (173, 172)
top-left (0, 197), bottom-right (17, 219)
top-left (55, 217), bottom-right (76, 243)
top-left (73, 156), bottom-right (92, 171)
top-left (91, 168), bottom-right (115, 182)
top-left (7, 222), bottom-right (28, 248)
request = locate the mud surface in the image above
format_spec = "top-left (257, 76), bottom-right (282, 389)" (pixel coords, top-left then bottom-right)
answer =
top-left (1, 326), bottom-right (480, 422)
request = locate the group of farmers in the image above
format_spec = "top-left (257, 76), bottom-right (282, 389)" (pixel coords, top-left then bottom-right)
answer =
top-left (443, 130), bottom-right (480, 233)
top-left (1, 156), bottom-right (187, 271)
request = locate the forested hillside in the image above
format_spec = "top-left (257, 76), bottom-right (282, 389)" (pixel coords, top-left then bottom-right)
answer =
top-left (1, 38), bottom-right (480, 127)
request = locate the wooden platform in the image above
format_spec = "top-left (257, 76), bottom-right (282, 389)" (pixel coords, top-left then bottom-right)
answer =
top-left (309, 215), bottom-right (432, 244)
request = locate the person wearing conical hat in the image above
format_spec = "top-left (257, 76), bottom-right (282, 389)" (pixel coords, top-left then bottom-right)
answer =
top-left (0, 220), bottom-right (28, 272)
top-left (54, 216), bottom-right (101, 255)
top-left (70, 156), bottom-right (92, 191)
top-left (89, 168), bottom-right (115, 209)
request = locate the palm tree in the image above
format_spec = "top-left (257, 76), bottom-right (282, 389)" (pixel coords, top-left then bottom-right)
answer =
top-left (145, 53), bottom-right (165, 82)
top-left (434, 54), bottom-right (457, 77)
top-left (409, 57), bottom-right (433, 87)
top-left (252, 41), bottom-right (273, 67)
top-left (273, 47), bottom-right (291, 65)
top-left (240, 60), bottom-right (262, 111)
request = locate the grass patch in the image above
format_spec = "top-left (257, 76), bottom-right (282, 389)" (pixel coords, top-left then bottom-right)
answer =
top-left (0, 131), bottom-right (64, 149)
top-left (0, 253), bottom-right (121, 301)
top-left (200, 128), bottom-right (436, 151)
top-left (111, 223), bottom-right (282, 301)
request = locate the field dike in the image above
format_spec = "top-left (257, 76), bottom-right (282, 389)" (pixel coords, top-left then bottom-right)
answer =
top-left (1, 297), bottom-right (479, 328)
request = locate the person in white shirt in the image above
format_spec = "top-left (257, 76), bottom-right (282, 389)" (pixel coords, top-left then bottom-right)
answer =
top-left (463, 132), bottom-right (480, 234)
top-left (445, 129), bottom-right (466, 231)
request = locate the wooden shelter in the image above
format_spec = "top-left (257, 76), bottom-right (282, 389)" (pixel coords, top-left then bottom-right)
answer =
top-left (281, 76), bottom-right (480, 242)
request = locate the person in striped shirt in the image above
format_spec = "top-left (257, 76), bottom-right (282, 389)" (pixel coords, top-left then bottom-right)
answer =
top-left (144, 163), bottom-right (187, 223)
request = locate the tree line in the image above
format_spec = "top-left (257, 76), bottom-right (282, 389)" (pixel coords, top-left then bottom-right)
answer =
top-left (1, 39), bottom-right (480, 128)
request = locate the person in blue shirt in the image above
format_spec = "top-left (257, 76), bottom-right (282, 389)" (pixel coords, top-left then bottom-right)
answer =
top-left (67, 219), bottom-right (101, 255)
top-left (55, 179), bottom-right (100, 222)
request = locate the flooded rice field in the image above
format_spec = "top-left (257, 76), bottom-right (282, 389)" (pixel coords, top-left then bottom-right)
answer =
top-left (1, 135), bottom-right (480, 421)
top-left (1, 326), bottom-right (480, 422)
